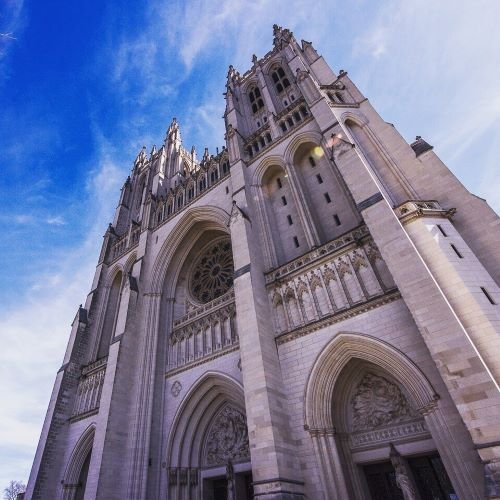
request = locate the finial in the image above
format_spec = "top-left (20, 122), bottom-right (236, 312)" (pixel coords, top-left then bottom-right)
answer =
top-left (252, 54), bottom-right (258, 65)
top-left (273, 24), bottom-right (292, 47)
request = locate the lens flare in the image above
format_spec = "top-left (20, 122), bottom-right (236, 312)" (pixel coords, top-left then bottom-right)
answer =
top-left (312, 146), bottom-right (324, 158)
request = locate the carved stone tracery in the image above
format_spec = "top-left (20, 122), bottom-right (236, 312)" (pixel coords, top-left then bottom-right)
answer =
top-left (351, 373), bottom-right (418, 431)
top-left (190, 238), bottom-right (234, 304)
top-left (205, 405), bottom-right (250, 466)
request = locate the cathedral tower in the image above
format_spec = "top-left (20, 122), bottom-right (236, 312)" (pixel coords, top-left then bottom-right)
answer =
top-left (26, 26), bottom-right (500, 500)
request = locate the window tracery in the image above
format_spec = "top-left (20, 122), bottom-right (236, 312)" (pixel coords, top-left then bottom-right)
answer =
top-left (190, 238), bottom-right (234, 303)
top-left (271, 66), bottom-right (290, 93)
top-left (249, 86), bottom-right (264, 113)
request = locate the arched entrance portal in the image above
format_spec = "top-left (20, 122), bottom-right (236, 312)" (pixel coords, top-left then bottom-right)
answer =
top-left (165, 373), bottom-right (252, 499)
top-left (61, 425), bottom-right (94, 500)
top-left (304, 333), bottom-right (481, 500)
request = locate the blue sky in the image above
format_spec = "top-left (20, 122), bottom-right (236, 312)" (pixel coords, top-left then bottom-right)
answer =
top-left (1, 0), bottom-right (499, 489)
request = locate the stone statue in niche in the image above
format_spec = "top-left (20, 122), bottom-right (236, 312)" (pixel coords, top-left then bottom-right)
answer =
top-left (205, 405), bottom-right (250, 465)
top-left (390, 444), bottom-right (418, 500)
top-left (226, 459), bottom-right (235, 500)
top-left (351, 373), bottom-right (417, 431)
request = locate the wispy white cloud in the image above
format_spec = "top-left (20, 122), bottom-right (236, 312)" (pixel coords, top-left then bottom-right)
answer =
top-left (0, 124), bottom-right (131, 486)
top-left (0, 0), bottom-right (25, 86)
top-left (46, 215), bottom-right (66, 226)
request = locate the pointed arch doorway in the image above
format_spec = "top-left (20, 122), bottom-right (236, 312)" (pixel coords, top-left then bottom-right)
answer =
top-left (165, 373), bottom-right (253, 500)
top-left (304, 333), bottom-right (479, 500)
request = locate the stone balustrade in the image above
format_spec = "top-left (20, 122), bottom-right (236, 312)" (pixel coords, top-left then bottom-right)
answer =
top-left (109, 224), bottom-right (141, 262)
top-left (168, 291), bottom-right (237, 373)
top-left (266, 226), bottom-right (397, 336)
top-left (71, 357), bottom-right (107, 419)
top-left (275, 97), bottom-right (310, 135)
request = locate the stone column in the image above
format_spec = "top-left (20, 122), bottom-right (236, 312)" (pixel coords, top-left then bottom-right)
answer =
top-left (127, 292), bottom-right (161, 499)
top-left (308, 429), bottom-right (349, 500)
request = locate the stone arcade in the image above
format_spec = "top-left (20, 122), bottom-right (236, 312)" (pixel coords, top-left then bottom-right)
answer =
top-left (26, 26), bottom-right (500, 500)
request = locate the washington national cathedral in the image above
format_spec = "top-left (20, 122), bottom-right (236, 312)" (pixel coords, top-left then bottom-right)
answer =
top-left (25, 25), bottom-right (500, 500)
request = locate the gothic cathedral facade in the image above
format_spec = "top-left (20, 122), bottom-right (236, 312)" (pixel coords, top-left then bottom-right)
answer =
top-left (26, 26), bottom-right (500, 500)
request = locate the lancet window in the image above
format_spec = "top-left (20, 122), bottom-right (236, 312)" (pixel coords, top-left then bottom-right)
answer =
top-left (249, 86), bottom-right (264, 113)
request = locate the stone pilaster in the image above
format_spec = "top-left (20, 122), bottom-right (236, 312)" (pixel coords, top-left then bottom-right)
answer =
top-left (229, 185), bottom-right (305, 499)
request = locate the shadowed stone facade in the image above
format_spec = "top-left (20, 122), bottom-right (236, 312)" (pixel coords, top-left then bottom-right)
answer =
top-left (26, 26), bottom-right (500, 500)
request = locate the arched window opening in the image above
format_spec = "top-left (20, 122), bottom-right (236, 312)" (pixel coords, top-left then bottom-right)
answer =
top-left (222, 161), bottom-right (229, 175)
top-left (187, 184), bottom-right (194, 201)
top-left (249, 86), bottom-right (264, 113)
top-left (199, 176), bottom-right (207, 192)
top-left (261, 165), bottom-right (308, 265)
top-left (176, 195), bottom-right (183, 209)
top-left (97, 272), bottom-right (122, 359)
top-left (210, 168), bottom-right (219, 184)
top-left (74, 450), bottom-right (92, 500)
top-left (271, 67), bottom-right (290, 93)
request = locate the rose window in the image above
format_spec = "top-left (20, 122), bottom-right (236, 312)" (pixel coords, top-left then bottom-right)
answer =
top-left (190, 238), bottom-right (234, 303)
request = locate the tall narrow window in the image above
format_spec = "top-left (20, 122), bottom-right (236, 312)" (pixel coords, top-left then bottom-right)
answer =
top-left (324, 193), bottom-right (331, 203)
top-left (271, 67), bottom-right (290, 93)
top-left (249, 86), bottom-right (264, 113)
top-left (333, 214), bottom-right (341, 226)
top-left (293, 236), bottom-right (300, 248)
top-left (98, 272), bottom-right (122, 359)
top-left (308, 156), bottom-right (316, 167)
top-left (316, 174), bottom-right (323, 184)
top-left (451, 244), bottom-right (463, 258)
top-left (287, 215), bottom-right (293, 225)
top-left (281, 196), bottom-right (287, 206)
top-left (437, 224), bottom-right (447, 237)
top-left (481, 287), bottom-right (496, 305)
top-left (277, 177), bottom-right (282, 189)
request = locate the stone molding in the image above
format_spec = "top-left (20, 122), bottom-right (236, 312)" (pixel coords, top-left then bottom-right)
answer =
top-left (304, 333), bottom-right (439, 430)
top-left (395, 199), bottom-right (456, 225)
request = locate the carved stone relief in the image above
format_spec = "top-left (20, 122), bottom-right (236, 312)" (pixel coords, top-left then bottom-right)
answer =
top-left (205, 405), bottom-right (250, 466)
top-left (351, 373), bottom-right (418, 431)
top-left (171, 380), bottom-right (182, 397)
